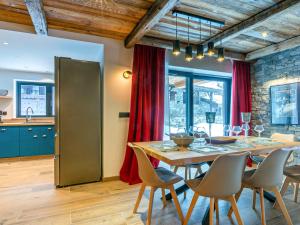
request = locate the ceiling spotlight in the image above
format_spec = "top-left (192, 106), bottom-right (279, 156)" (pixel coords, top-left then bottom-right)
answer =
top-left (173, 40), bottom-right (181, 56)
top-left (207, 42), bottom-right (215, 56)
top-left (196, 20), bottom-right (204, 60)
top-left (172, 13), bottom-right (181, 56)
top-left (261, 31), bottom-right (268, 37)
top-left (217, 48), bottom-right (225, 62)
top-left (185, 16), bottom-right (193, 62)
top-left (196, 44), bottom-right (204, 60)
top-left (3, 42), bottom-right (8, 45)
top-left (207, 22), bottom-right (214, 56)
top-left (185, 45), bottom-right (193, 62)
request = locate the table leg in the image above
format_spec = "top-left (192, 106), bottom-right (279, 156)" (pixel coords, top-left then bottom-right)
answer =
top-left (165, 162), bottom-right (212, 200)
top-left (263, 191), bottom-right (276, 202)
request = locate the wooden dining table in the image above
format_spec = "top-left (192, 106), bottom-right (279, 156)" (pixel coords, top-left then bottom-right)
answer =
top-left (134, 136), bottom-right (300, 225)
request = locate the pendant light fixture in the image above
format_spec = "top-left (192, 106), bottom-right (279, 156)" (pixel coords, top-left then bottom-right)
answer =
top-left (185, 16), bottom-right (193, 62)
top-left (196, 19), bottom-right (204, 60)
top-left (172, 13), bottom-right (181, 56)
top-left (217, 32), bottom-right (225, 62)
top-left (207, 22), bottom-right (215, 56)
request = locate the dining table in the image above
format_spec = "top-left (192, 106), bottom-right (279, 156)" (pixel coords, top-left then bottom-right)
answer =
top-left (134, 136), bottom-right (300, 225)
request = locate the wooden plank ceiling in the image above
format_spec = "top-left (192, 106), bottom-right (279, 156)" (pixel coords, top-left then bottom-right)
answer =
top-left (0, 0), bottom-right (300, 60)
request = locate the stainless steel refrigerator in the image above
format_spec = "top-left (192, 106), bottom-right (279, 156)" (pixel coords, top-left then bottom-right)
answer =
top-left (54, 57), bottom-right (102, 187)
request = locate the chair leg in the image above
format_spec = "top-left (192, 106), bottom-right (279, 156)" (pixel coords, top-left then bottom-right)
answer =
top-left (294, 183), bottom-right (299, 203)
top-left (228, 186), bottom-right (244, 217)
top-left (170, 185), bottom-right (184, 223)
top-left (274, 177), bottom-right (290, 208)
top-left (259, 188), bottom-right (266, 225)
top-left (161, 188), bottom-right (167, 207)
top-left (272, 187), bottom-right (293, 225)
top-left (252, 189), bottom-right (256, 210)
top-left (229, 195), bottom-right (244, 225)
top-left (209, 197), bottom-right (215, 225)
top-left (188, 166), bottom-right (192, 180)
top-left (133, 183), bottom-right (146, 213)
top-left (146, 187), bottom-right (156, 225)
top-left (183, 193), bottom-right (199, 225)
top-left (215, 198), bottom-right (219, 223)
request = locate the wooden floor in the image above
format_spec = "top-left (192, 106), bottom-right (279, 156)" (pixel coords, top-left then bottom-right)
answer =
top-left (0, 159), bottom-right (300, 225)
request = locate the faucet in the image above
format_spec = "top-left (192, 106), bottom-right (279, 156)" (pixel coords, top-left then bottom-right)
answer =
top-left (26, 107), bottom-right (34, 123)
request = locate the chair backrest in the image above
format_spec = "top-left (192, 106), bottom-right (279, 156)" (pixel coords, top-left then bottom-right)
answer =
top-left (194, 152), bottom-right (249, 197)
top-left (128, 143), bottom-right (163, 186)
top-left (249, 149), bottom-right (292, 188)
top-left (270, 133), bottom-right (295, 164)
top-left (271, 133), bottom-right (294, 142)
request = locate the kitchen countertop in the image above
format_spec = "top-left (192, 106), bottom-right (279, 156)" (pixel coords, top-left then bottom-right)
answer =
top-left (0, 118), bottom-right (55, 126)
top-left (0, 122), bottom-right (55, 126)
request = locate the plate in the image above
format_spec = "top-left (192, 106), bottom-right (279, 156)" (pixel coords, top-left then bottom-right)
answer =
top-left (205, 136), bottom-right (237, 144)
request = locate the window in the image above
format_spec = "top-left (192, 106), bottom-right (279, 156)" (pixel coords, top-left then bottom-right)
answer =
top-left (165, 70), bottom-right (231, 137)
top-left (16, 81), bottom-right (55, 117)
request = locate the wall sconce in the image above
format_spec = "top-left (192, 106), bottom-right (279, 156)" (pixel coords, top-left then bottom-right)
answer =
top-left (123, 70), bottom-right (132, 79)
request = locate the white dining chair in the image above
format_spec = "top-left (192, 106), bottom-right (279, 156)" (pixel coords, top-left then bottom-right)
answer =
top-left (184, 152), bottom-right (249, 225)
top-left (228, 149), bottom-right (293, 225)
top-left (129, 143), bottom-right (184, 225)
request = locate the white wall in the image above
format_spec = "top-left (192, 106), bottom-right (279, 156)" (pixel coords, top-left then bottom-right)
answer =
top-left (0, 69), bottom-right (54, 118)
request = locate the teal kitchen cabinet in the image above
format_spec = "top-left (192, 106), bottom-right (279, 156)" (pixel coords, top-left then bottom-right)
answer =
top-left (19, 126), bottom-right (40, 156)
top-left (19, 125), bottom-right (55, 157)
top-left (0, 125), bottom-right (54, 158)
top-left (39, 126), bottom-right (55, 155)
top-left (0, 127), bottom-right (19, 158)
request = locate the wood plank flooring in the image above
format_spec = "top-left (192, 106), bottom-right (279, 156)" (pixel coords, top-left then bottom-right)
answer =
top-left (0, 159), bottom-right (300, 225)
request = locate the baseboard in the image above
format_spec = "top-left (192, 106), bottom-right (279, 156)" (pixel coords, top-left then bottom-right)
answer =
top-left (0, 155), bottom-right (54, 163)
top-left (102, 176), bottom-right (120, 182)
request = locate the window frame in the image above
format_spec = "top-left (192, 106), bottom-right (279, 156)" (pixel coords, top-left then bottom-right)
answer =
top-left (167, 70), bottom-right (232, 133)
top-left (16, 81), bottom-right (55, 118)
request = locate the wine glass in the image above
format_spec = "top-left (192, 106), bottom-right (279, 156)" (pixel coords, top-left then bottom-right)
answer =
top-left (254, 125), bottom-right (264, 137)
top-left (224, 125), bottom-right (232, 136)
top-left (232, 126), bottom-right (242, 136)
top-left (241, 123), bottom-right (250, 136)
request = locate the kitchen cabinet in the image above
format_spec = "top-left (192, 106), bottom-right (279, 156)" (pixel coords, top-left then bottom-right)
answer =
top-left (0, 127), bottom-right (19, 158)
top-left (0, 125), bottom-right (54, 158)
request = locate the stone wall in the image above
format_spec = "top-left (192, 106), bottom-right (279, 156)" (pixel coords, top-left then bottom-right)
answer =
top-left (251, 46), bottom-right (300, 137)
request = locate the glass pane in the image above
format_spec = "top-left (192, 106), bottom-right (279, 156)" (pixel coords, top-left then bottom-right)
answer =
top-left (193, 80), bottom-right (224, 136)
top-left (20, 84), bottom-right (47, 116)
top-left (168, 76), bottom-right (187, 134)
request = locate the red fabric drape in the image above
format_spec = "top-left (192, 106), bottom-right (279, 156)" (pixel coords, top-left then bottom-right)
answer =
top-left (231, 60), bottom-right (252, 166)
top-left (119, 44), bottom-right (165, 185)
top-left (231, 60), bottom-right (252, 126)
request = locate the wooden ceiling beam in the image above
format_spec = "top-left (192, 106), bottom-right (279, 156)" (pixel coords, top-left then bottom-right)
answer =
top-left (245, 35), bottom-right (300, 60)
top-left (139, 36), bottom-right (245, 61)
top-left (24, 0), bottom-right (47, 35)
top-left (125, 0), bottom-right (179, 48)
top-left (202, 0), bottom-right (300, 48)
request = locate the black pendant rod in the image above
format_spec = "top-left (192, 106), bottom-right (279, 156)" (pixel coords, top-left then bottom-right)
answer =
top-left (172, 9), bottom-right (225, 27)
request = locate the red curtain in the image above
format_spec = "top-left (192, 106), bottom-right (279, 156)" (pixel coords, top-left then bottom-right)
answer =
top-left (231, 60), bottom-right (252, 166)
top-left (231, 60), bottom-right (252, 126)
top-left (119, 44), bottom-right (165, 185)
